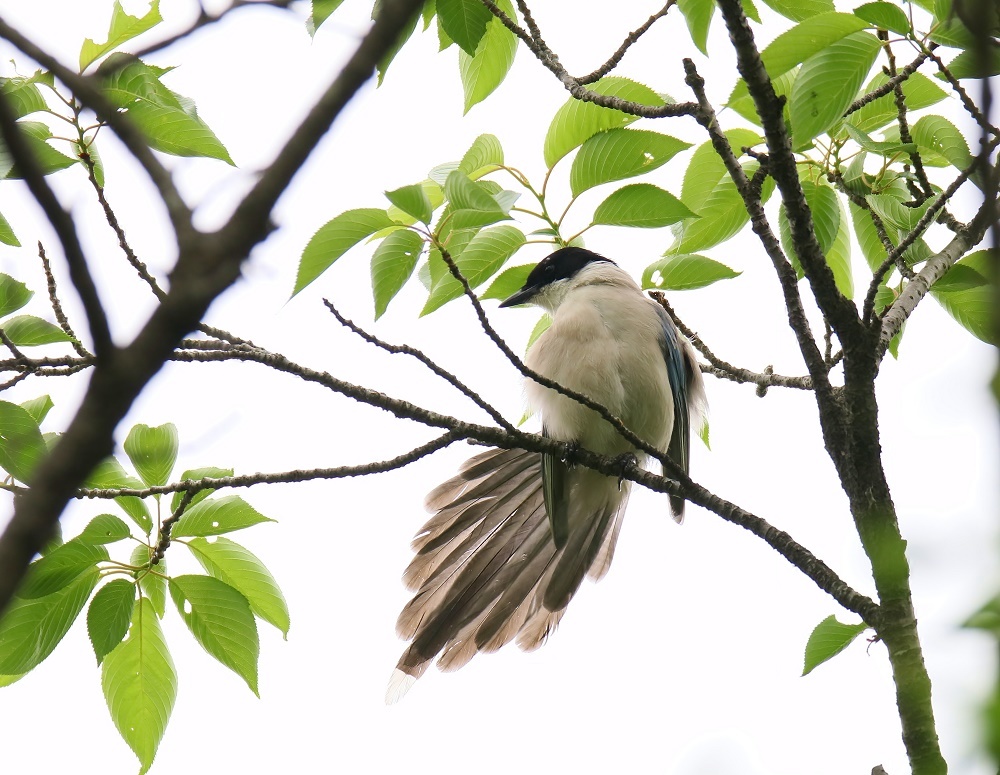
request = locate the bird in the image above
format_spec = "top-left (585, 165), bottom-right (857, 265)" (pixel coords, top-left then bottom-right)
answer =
top-left (386, 246), bottom-right (707, 702)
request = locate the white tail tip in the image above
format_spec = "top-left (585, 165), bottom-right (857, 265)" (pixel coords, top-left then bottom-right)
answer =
top-left (385, 669), bottom-right (417, 705)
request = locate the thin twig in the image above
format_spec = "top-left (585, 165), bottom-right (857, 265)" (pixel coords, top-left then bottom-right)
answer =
top-left (38, 243), bottom-right (89, 357)
top-left (323, 299), bottom-right (516, 432)
top-left (577, 1), bottom-right (676, 83)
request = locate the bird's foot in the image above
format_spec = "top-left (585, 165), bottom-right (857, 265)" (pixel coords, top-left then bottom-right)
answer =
top-left (612, 453), bottom-right (639, 490)
top-left (560, 440), bottom-right (580, 465)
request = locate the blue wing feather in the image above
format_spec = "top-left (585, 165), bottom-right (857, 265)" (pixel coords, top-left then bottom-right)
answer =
top-left (653, 305), bottom-right (690, 519)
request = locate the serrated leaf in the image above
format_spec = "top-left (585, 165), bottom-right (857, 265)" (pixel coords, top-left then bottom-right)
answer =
top-left (672, 160), bottom-right (773, 253)
top-left (0, 314), bottom-right (73, 346)
top-left (525, 313), bottom-right (552, 351)
top-left (0, 211), bottom-right (19, 247)
top-left (843, 123), bottom-right (917, 156)
top-left (544, 77), bottom-right (665, 168)
top-left (77, 514), bottom-right (132, 545)
top-left (852, 1), bottom-right (910, 34)
top-left (130, 545), bottom-right (167, 618)
top-left (86, 456), bottom-right (153, 534)
top-left (911, 115), bottom-right (974, 175)
top-left (0, 120), bottom-right (77, 180)
top-left (124, 422), bottom-right (178, 488)
top-left (460, 0), bottom-right (517, 113)
top-left (0, 75), bottom-right (49, 118)
top-left (846, 72), bottom-right (947, 133)
top-left (457, 134), bottom-right (504, 178)
top-left (0, 568), bottom-right (98, 674)
top-left (592, 183), bottom-right (695, 228)
top-left (385, 184), bottom-right (433, 224)
top-left (308, 0), bottom-right (345, 36)
top-left (102, 598), bottom-right (176, 773)
top-left (17, 396), bottom-right (52, 431)
top-left (480, 263), bottom-right (533, 301)
top-left (569, 128), bottom-right (690, 197)
top-left (87, 579), bottom-right (136, 664)
top-left (79, 0), bottom-right (163, 71)
top-left (943, 46), bottom-right (1000, 79)
top-left (187, 537), bottom-right (290, 637)
top-left (98, 54), bottom-right (232, 164)
top-left (371, 229), bottom-right (424, 319)
top-left (930, 250), bottom-right (994, 343)
top-left (929, 17), bottom-right (975, 49)
top-left (171, 495), bottom-right (275, 538)
top-left (802, 614), bottom-right (868, 675)
top-left (437, 0), bottom-right (492, 55)
top-left (169, 466), bottom-right (233, 513)
top-left (681, 129), bottom-right (762, 211)
top-left (778, 177), bottom-right (852, 297)
top-left (18, 540), bottom-right (109, 599)
top-left (678, 0), bottom-right (716, 54)
top-left (728, 67), bottom-right (798, 127)
top-left (296, 208), bottom-right (395, 296)
top-left (422, 225), bottom-right (525, 314)
top-left (169, 575), bottom-right (259, 695)
top-left (866, 192), bottom-right (937, 231)
top-left (642, 254), bottom-right (741, 290)
top-left (790, 31), bottom-right (881, 147)
top-left (0, 400), bottom-right (47, 484)
top-left (760, 0), bottom-right (834, 20)
top-left (0, 274), bottom-right (33, 317)
top-left (444, 170), bottom-right (506, 213)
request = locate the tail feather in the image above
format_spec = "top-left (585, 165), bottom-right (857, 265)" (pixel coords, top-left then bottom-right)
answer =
top-left (390, 448), bottom-right (630, 698)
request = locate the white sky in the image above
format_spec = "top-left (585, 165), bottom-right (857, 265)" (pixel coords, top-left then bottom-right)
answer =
top-left (0, 1), bottom-right (997, 773)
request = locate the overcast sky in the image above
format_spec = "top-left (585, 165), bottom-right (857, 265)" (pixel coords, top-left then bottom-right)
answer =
top-left (0, 1), bottom-right (996, 773)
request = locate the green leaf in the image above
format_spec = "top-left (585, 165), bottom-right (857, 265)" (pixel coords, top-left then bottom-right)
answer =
top-left (728, 67), bottom-right (798, 127)
top-left (525, 313), bottom-right (552, 351)
top-left (457, 134), bottom-right (504, 179)
top-left (911, 115), bottom-right (974, 174)
top-left (171, 494), bottom-right (275, 538)
top-left (422, 225), bottom-right (525, 314)
top-left (375, 2), bottom-right (419, 85)
top-left (866, 192), bottom-right (937, 231)
top-left (749, 12), bottom-right (869, 85)
top-left (678, 0), bottom-right (716, 54)
top-left (543, 77), bottom-right (666, 169)
top-left (385, 184), bottom-right (433, 224)
top-left (124, 422), bottom-right (178, 488)
top-left (825, 197), bottom-right (854, 299)
top-left (480, 263), bottom-right (533, 300)
top-left (569, 128), bottom-right (690, 197)
top-left (18, 540), bottom-right (109, 599)
top-left (789, 31), bottom-right (881, 148)
top-left (843, 123), bottom-right (917, 156)
top-left (18, 395), bottom-right (53, 426)
top-left (930, 250), bottom-right (994, 343)
top-left (187, 537), bottom-right (290, 638)
top-left (963, 594), bottom-right (1000, 634)
top-left (592, 183), bottom-right (695, 228)
top-left (169, 466), bottom-right (234, 513)
top-left (436, 0), bottom-right (492, 55)
top-left (672, 161), bottom-right (773, 253)
top-left (102, 598), bottom-right (176, 774)
top-left (130, 545), bottom-right (167, 618)
top-left (778, 177), bottom-right (852, 297)
top-left (0, 273), bottom-right (33, 317)
top-left (0, 400), bottom-right (47, 484)
top-left (0, 568), bottom-right (98, 674)
top-left (79, 0), bottom-right (163, 71)
top-left (459, 0), bottom-right (517, 113)
top-left (77, 514), bottom-right (132, 545)
top-left (929, 17), bottom-right (976, 49)
top-left (98, 54), bottom-right (233, 164)
top-left (444, 170), bottom-right (506, 213)
top-left (680, 129), bottom-right (762, 211)
top-left (802, 614), bottom-right (868, 675)
top-left (308, 0), bottom-right (345, 36)
top-left (0, 74), bottom-right (49, 119)
top-left (760, 0), bottom-right (835, 20)
top-left (296, 208), bottom-right (395, 296)
top-left (846, 72), bottom-right (947, 133)
top-left (169, 575), bottom-right (259, 695)
top-left (943, 46), bottom-right (1000, 79)
top-left (87, 579), bottom-right (136, 665)
top-left (371, 229), bottom-right (424, 319)
top-left (0, 673), bottom-right (24, 687)
top-left (0, 211), bottom-right (19, 247)
top-left (0, 314), bottom-right (73, 346)
top-left (642, 254), bottom-right (741, 290)
top-left (86, 456), bottom-right (153, 534)
top-left (852, 1), bottom-right (911, 34)
top-left (0, 120), bottom-right (77, 180)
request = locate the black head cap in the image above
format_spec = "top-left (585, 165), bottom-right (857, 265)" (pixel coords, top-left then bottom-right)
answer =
top-left (499, 247), bottom-right (614, 307)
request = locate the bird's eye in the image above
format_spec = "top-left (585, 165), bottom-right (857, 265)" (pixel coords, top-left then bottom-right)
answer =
top-left (543, 264), bottom-right (555, 277)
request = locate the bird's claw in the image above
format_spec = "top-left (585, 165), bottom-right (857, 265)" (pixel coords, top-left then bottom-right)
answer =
top-left (613, 453), bottom-right (638, 490)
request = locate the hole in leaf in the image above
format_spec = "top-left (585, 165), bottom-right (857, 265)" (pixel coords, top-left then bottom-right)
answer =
top-left (183, 600), bottom-right (192, 615)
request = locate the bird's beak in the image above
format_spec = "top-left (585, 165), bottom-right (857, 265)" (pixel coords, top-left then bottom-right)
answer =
top-left (499, 285), bottom-right (537, 308)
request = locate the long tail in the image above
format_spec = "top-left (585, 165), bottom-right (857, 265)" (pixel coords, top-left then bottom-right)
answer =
top-left (387, 447), bottom-right (628, 703)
